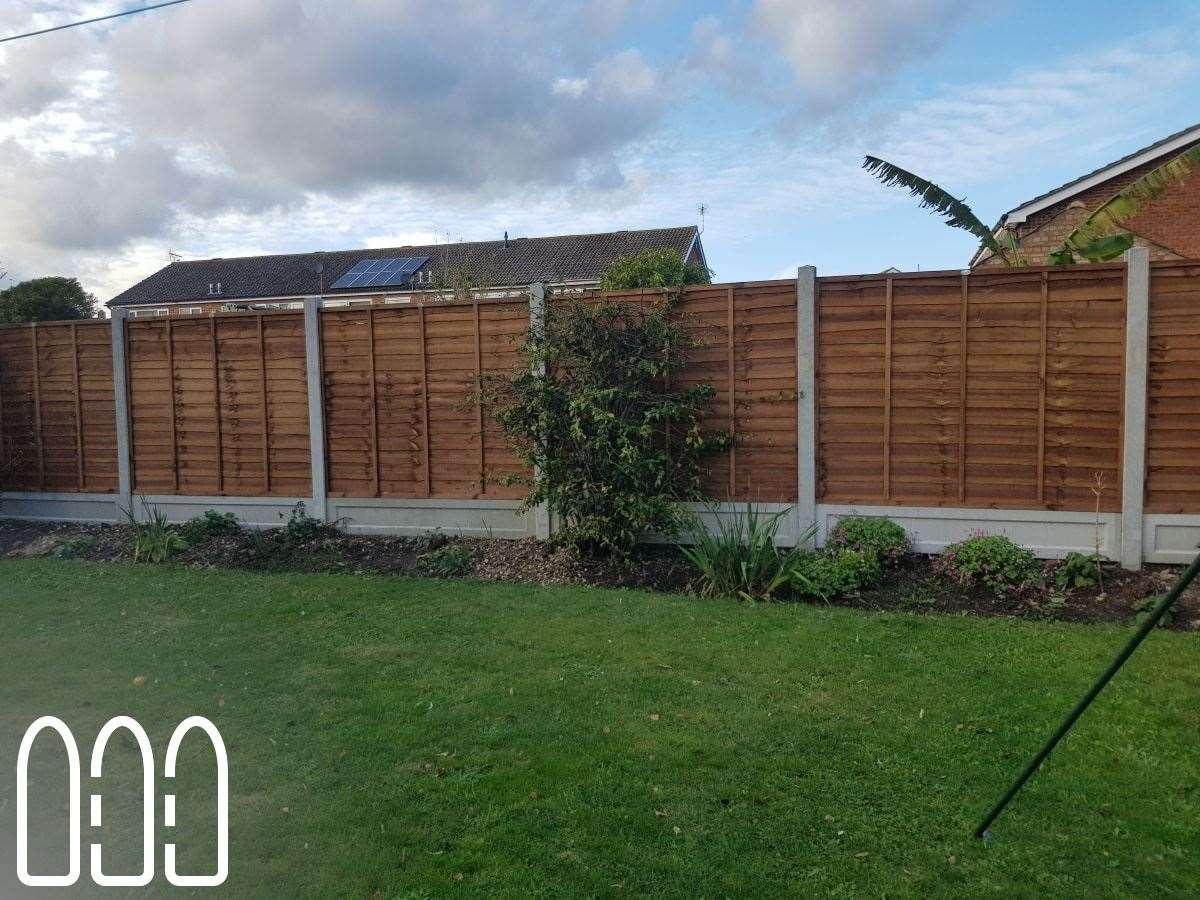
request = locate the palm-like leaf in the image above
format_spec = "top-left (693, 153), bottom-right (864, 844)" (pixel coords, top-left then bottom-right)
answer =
top-left (863, 156), bottom-right (1008, 259)
top-left (1060, 145), bottom-right (1200, 260)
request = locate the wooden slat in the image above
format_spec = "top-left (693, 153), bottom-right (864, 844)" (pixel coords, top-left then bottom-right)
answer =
top-left (367, 309), bottom-right (380, 496)
top-left (30, 325), bottom-right (44, 489)
top-left (166, 319), bottom-right (179, 492)
top-left (1037, 271), bottom-right (1048, 504)
top-left (70, 323), bottom-right (85, 489)
top-left (726, 285), bottom-right (736, 499)
top-left (882, 278), bottom-right (893, 500)
top-left (958, 275), bottom-right (968, 503)
top-left (210, 317), bottom-right (224, 494)
top-left (419, 305), bottom-right (431, 497)
top-left (257, 315), bottom-right (271, 493)
top-left (473, 301), bottom-right (485, 495)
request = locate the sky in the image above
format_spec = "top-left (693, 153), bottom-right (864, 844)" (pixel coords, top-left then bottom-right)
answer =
top-left (1, 0), bottom-right (1198, 303)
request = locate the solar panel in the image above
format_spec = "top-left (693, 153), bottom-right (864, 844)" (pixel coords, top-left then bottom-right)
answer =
top-left (329, 256), bottom-right (430, 290)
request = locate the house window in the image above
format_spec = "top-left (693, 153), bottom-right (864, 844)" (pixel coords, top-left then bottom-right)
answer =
top-left (323, 298), bottom-right (374, 308)
top-left (178, 307), bottom-right (203, 315)
top-left (130, 308), bottom-right (168, 318)
top-left (383, 296), bottom-right (412, 305)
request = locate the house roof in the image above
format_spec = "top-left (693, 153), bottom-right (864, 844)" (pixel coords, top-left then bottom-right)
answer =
top-left (969, 121), bottom-right (1200, 267)
top-left (1002, 121), bottom-right (1200, 225)
top-left (109, 226), bottom-right (703, 307)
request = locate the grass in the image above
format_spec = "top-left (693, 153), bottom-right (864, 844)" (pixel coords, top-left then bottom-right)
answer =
top-left (0, 560), bottom-right (1197, 898)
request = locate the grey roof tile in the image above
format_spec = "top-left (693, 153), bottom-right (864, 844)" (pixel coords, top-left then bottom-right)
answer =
top-left (109, 226), bottom-right (700, 307)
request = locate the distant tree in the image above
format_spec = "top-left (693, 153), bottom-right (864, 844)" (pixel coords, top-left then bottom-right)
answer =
top-left (599, 249), bottom-right (711, 291)
top-left (0, 277), bottom-right (97, 324)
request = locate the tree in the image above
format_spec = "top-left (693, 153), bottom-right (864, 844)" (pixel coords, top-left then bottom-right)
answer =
top-left (599, 249), bottom-right (711, 291)
top-left (1048, 144), bottom-right (1200, 265)
top-left (863, 155), bottom-right (1143, 266)
top-left (862, 156), bottom-right (1024, 265)
top-left (0, 277), bottom-right (97, 323)
top-left (492, 295), bottom-right (727, 561)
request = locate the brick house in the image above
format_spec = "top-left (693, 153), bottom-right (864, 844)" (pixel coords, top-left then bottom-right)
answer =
top-left (107, 226), bottom-right (708, 317)
top-left (971, 122), bottom-right (1200, 267)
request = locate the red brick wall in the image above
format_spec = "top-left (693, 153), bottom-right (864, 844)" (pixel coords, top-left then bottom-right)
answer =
top-left (976, 137), bottom-right (1200, 267)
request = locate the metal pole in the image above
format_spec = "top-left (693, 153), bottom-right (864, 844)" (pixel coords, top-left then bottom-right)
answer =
top-left (975, 550), bottom-right (1200, 838)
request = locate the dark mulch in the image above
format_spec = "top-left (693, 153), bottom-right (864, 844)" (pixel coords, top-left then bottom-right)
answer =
top-left (1, 518), bottom-right (1196, 630)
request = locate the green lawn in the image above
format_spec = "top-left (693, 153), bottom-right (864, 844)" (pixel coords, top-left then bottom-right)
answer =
top-left (0, 560), bottom-right (1197, 898)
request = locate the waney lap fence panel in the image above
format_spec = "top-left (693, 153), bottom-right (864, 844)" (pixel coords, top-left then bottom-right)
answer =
top-left (320, 297), bottom-right (529, 500)
top-left (816, 266), bottom-right (1125, 511)
top-left (593, 282), bottom-right (798, 503)
top-left (0, 320), bottom-right (117, 492)
top-left (126, 312), bottom-right (310, 496)
top-left (1146, 261), bottom-right (1200, 513)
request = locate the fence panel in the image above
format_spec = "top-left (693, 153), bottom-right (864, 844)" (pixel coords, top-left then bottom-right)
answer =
top-left (321, 297), bottom-right (530, 499)
top-left (4, 261), bottom-right (1195, 542)
top-left (816, 266), bottom-right (1124, 512)
top-left (0, 320), bottom-right (117, 492)
top-left (586, 283), bottom-right (798, 503)
top-left (127, 312), bottom-right (309, 496)
top-left (1146, 261), bottom-right (1200, 513)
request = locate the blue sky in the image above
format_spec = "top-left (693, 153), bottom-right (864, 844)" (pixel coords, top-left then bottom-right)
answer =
top-left (1, 0), bottom-right (1198, 299)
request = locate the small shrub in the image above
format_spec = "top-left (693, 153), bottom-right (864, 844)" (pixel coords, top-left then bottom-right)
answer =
top-left (789, 549), bottom-right (882, 602)
top-left (1030, 591), bottom-right (1069, 620)
top-left (679, 506), bottom-right (813, 602)
top-left (1133, 596), bottom-right (1174, 628)
top-left (419, 544), bottom-right (473, 578)
top-left (827, 516), bottom-right (911, 567)
top-left (52, 534), bottom-right (98, 559)
top-left (179, 509), bottom-right (241, 544)
top-left (278, 502), bottom-right (341, 544)
top-left (126, 503), bottom-right (187, 563)
top-left (599, 249), bottom-right (712, 290)
top-left (898, 578), bottom-right (939, 611)
top-left (1052, 551), bottom-right (1102, 590)
top-left (492, 296), bottom-right (728, 562)
top-left (419, 529), bottom-right (449, 552)
top-left (932, 532), bottom-right (1041, 595)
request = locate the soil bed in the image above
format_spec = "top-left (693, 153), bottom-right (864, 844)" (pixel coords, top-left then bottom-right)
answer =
top-left (2, 518), bottom-right (1197, 630)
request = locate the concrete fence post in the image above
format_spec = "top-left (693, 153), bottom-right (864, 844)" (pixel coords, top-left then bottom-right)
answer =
top-left (528, 282), bottom-right (553, 541)
top-left (303, 297), bottom-right (329, 522)
top-left (1120, 247), bottom-right (1151, 570)
top-left (110, 308), bottom-right (134, 520)
top-left (796, 266), bottom-right (818, 548)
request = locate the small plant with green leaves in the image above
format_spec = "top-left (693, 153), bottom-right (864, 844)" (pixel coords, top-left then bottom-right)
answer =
top-left (1053, 551), bottom-right (1103, 591)
top-left (789, 549), bottom-right (882, 602)
top-left (179, 509), bottom-right (241, 544)
top-left (419, 544), bottom-right (473, 578)
top-left (679, 505), bottom-right (814, 602)
top-left (278, 502), bottom-right (342, 544)
top-left (1133, 596), bottom-right (1174, 629)
top-left (827, 516), bottom-right (911, 567)
top-left (494, 295), bottom-right (727, 562)
top-left (599, 248), bottom-right (712, 290)
top-left (898, 578), bottom-right (940, 611)
top-left (932, 532), bottom-right (1041, 596)
top-left (52, 534), bottom-right (98, 559)
top-left (125, 502), bottom-right (187, 563)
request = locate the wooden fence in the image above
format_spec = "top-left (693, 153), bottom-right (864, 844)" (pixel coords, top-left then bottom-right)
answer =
top-left (1146, 261), bottom-right (1200, 514)
top-left (816, 266), bottom-right (1126, 512)
top-left (1, 259), bottom-right (1198, 556)
top-left (0, 320), bottom-right (117, 493)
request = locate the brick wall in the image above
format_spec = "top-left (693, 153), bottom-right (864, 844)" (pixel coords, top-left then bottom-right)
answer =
top-left (976, 137), bottom-right (1200, 268)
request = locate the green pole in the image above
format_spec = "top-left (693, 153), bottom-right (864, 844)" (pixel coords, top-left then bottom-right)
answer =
top-left (975, 550), bottom-right (1200, 839)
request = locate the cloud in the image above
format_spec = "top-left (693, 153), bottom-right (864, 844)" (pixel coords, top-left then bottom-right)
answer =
top-left (0, 0), bottom-right (668, 283)
top-left (690, 0), bottom-right (980, 109)
top-left (108, 0), bottom-right (664, 194)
